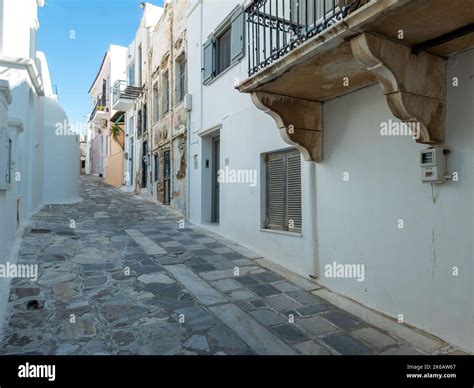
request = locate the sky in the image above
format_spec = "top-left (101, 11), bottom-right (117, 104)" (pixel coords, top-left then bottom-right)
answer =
top-left (37, 0), bottom-right (164, 127)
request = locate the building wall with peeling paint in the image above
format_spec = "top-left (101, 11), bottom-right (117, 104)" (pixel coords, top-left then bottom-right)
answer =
top-left (147, 0), bottom-right (189, 216)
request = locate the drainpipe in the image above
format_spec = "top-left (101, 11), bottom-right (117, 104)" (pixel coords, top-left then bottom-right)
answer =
top-left (186, 108), bottom-right (191, 219)
top-left (308, 162), bottom-right (319, 279)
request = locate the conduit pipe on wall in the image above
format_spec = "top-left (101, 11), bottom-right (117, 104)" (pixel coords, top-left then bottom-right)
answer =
top-left (307, 161), bottom-right (319, 279)
top-left (0, 55), bottom-right (44, 96)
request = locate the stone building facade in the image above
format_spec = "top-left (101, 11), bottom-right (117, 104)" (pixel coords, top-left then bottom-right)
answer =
top-left (148, 0), bottom-right (189, 216)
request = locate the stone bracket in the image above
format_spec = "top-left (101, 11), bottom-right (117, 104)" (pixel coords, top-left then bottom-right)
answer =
top-left (350, 32), bottom-right (447, 144)
top-left (251, 92), bottom-right (323, 162)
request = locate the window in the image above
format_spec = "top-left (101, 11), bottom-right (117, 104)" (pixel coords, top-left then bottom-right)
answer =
top-left (138, 45), bottom-right (143, 86)
top-left (203, 6), bottom-right (245, 84)
top-left (128, 64), bottom-right (135, 86)
top-left (6, 138), bottom-right (12, 184)
top-left (101, 79), bottom-right (107, 107)
top-left (154, 154), bottom-right (159, 182)
top-left (175, 56), bottom-right (186, 104)
top-left (217, 27), bottom-right (231, 75)
top-left (137, 109), bottom-right (142, 137)
top-left (265, 149), bottom-right (302, 233)
top-left (143, 103), bottom-right (147, 133)
top-left (152, 82), bottom-right (159, 124)
top-left (162, 71), bottom-right (169, 115)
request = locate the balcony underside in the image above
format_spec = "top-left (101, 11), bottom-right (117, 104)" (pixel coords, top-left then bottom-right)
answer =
top-left (113, 97), bottom-right (135, 112)
top-left (90, 110), bottom-right (107, 128)
top-left (240, 0), bottom-right (473, 99)
top-left (238, 0), bottom-right (473, 162)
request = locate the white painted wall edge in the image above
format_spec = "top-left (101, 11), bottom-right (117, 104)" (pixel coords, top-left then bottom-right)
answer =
top-left (0, 217), bottom-right (31, 338)
top-left (0, 55), bottom-right (44, 96)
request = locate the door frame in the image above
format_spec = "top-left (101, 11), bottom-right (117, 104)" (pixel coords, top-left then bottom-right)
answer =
top-left (211, 136), bottom-right (220, 223)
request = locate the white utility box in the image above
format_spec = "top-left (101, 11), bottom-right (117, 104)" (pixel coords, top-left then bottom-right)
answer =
top-left (420, 147), bottom-right (449, 183)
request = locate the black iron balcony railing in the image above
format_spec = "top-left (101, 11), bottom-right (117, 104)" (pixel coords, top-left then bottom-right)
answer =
top-left (112, 80), bottom-right (142, 106)
top-left (246, 0), bottom-right (367, 76)
top-left (90, 98), bottom-right (107, 122)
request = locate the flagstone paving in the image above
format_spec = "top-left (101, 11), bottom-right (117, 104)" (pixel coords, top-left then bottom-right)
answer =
top-left (0, 176), bottom-right (425, 355)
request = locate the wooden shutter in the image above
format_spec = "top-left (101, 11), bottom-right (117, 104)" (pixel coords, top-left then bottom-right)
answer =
top-left (286, 150), bottom-right (302, 232)
top-left (203, 38), bottom-right (215, 84)
top-left (265, 149), bottom-right (302, 232)
top-left (230, 9), bottom-right (245, 62)
top-left (266, 152), bottom-right (286, 230)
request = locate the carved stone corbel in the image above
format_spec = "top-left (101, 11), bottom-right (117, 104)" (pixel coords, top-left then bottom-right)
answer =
top-left (350, 32), bottom-right (446, 144)
top-left (251, 92), bottom-right (323, 162)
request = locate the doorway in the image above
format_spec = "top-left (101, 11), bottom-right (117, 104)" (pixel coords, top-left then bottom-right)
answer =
top-left (163, 150), bottom-right (171, 205)
top-left (142, 140), bottom-right (147, 189)
top-left (129, 137), bottom-right (134, 186)
top-left (211, 136), bottom-right (220, 223)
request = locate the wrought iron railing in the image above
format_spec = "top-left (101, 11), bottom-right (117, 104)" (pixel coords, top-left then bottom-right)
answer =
top-left (90, 98), bottom-right (107, 122)
top-left (112, 80), bottom-right (142, 105)
top-left (246, 0), bottom-right (368, 76)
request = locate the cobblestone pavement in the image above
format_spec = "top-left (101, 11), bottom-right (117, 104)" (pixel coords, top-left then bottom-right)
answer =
top-left (0, 176), bottom-right (425, 355)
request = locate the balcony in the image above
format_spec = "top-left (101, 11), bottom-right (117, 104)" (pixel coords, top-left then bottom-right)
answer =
top-left (89, 98), bottom-right (108, 127)
top-left (112, 80), bottom-right (142, 112)
top-left (237, 0), bottom-right (474, 162)
top-left (245, 0), bottom-right (366, 77)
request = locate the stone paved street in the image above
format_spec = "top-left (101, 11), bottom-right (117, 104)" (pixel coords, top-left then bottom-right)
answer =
top-left (0, 176), bottom-right (425, 355)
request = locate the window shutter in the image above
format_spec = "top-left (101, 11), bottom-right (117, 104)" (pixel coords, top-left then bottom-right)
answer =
top-left (286, 150), bottom-right (302, 232)
top-left (230, 10), bottom-right (245, 62)
top-left (203, 38), bottom-right (215, 83)
top-left (266, 152), bottom-right (286, 230)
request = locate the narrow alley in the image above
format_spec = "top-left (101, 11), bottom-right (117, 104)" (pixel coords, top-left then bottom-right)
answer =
top-left (0, 177), bottom-right (421, 356)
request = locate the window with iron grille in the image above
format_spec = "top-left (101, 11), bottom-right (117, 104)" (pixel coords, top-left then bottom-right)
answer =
top-left (264, 149), bottom-right (302, 233)
top-left (175, 56), bottom-right (186, 104)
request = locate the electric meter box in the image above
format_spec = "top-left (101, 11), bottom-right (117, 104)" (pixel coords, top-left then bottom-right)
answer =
top-left (420, 147), bottom-right (447, 183)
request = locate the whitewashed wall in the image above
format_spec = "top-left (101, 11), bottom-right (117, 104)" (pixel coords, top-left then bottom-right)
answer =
top-left (316, 50), bottom-right (473, 352)
top-left (187, 0), bottom-right (315, 275)
top-left (0, 0), bottom-right (79, 333)
top-left (187, 0), bottom-right (473, 352)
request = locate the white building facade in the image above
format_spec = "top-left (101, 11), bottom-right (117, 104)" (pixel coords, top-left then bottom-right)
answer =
top-left (88, 44), bottom-right (128, 186)
top-left (116, 3), bottom-right (163, 194)
top-left (0, 0), bottom-right (79, 329)
top-left (186, 0), bottom-right (473, 353)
